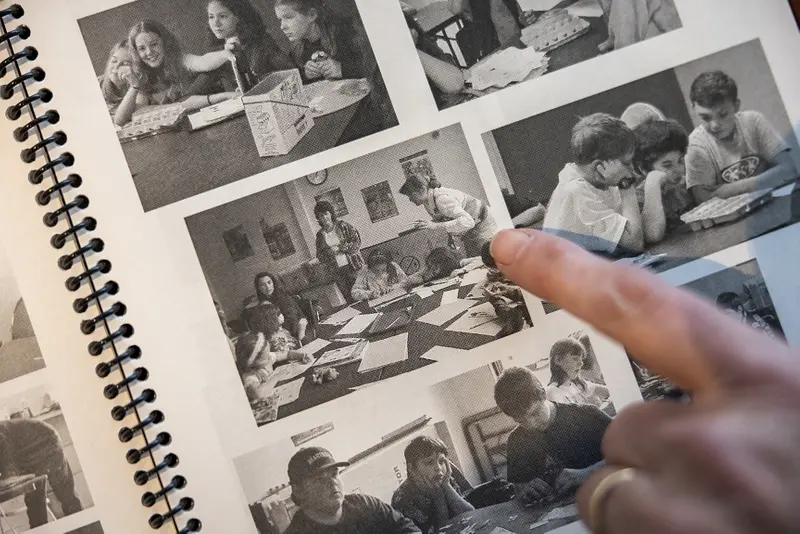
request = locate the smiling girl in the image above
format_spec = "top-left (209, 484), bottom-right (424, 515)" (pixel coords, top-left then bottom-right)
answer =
top-left (546, 337), bottom-right (609, 408)
top-left (100, 40), bottom-right (133, 115)
top-left (274, 0), bottom-right (370, 82)
top-left (114, 20), bottom-right (239, 126)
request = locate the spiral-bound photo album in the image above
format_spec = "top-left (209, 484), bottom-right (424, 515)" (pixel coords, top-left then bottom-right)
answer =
top-left (0, 0), bottom-right (799, 532)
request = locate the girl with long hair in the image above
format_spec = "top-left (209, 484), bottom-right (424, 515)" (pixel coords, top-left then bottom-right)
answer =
top-left (99, 40), bottom-right (133, 115)
top-left (351, 249), bottom-right (409, 301)
top-left (253, 272), bottom-right (309, 343)
top-left (546, 337), bottom-right (610, 407)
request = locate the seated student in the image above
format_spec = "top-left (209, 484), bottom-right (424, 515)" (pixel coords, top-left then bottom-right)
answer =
top-left (716, 291), bottom-right (779, 339)
top-left (542, 113), bottom-right (664, 256)
top-left (546, 337), bottom-right (610, 408)
top-left (99, 40), bottom-right (133, 116)
top-left (405, 247), bottom-right (463, 287)
top-left (686, 71), bottom-right (798, 203)
top-left (285, 447), bottom-right (421, 533)
top-left (404, 12), bottom-right (466, 109)
top-left (392, 436), bottom-right (474, 533)
top-left (235, 303), bottom-right (310, 401)
top-left (351, 249), bottom-right (409, 302)
top-left (494, 367), bottom-right (610, 503)
top-left (0, 419), bottom-right (83, 527)
top-left (597, 0), bottom-right (681, 52)
top-left (632, 118), bottom-right (696, 242)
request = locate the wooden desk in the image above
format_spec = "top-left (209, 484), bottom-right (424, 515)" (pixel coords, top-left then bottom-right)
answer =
top-left (647, 186), bottom-right (800, 273)
top-left (443, 498), bottom-right (578, 534)
top-left (123, 98), bottom-right (372, 212)
top-left (268, 273), bottom-right (506, 422)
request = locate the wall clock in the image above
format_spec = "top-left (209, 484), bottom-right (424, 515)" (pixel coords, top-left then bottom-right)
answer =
top-left (305, 169), bottom-right (328, 186)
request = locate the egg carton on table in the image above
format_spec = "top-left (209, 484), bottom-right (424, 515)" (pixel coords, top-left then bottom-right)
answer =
top-left (679, 189), bottom-right (773, 231)
top-left (521, 8), bottom-right (591, 53)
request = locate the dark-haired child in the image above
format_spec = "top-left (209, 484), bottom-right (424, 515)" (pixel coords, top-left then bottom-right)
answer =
top-left (633, 118), bottom-right (695, 242)
top-left (686, 70), bottom-right (797, 203)
top-left (543, 113), bottom-right (663, 255)
top-left (494, 367), bottom-right (609, 503)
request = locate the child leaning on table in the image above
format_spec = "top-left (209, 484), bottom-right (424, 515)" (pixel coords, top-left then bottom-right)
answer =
top-left (542, 113), bottom-right (663, 256)
top-left (632, 118), bottom-right (696, 243)
top-left (685, 70), bottom-right (798, 204)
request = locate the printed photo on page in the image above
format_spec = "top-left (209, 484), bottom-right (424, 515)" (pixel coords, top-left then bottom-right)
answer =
top-left (399, 0), bottom-right (682, 110)
top-left (76, 0), bottom-right (399, 212)
top-left (186, 124), bottom-right (535, 427)
top-left (484, 39), bottom-right (800, 316)
top-left (231, 321), bottom-right (625, 534)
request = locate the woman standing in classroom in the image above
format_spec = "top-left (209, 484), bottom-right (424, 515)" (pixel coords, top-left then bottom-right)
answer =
top-left (313, 201), bottom-right (363, 302)
top-left (399, 174), bottom-right (499, 258)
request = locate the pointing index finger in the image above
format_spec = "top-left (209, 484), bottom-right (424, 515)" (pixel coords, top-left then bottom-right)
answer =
top-left (489, 229), bottom-right (797, 394)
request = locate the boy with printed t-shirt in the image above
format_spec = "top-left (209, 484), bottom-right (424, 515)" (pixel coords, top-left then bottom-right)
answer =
top-left (543, 113), bottom-right (664, 256)
top-left (493, 367), bottom-right (610, 503)
top-left (686, 71), bottom-right (798, 204)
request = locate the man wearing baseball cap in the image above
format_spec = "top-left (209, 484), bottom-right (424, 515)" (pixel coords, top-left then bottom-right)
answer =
top-left (285, 446), bottom-right (422, 533)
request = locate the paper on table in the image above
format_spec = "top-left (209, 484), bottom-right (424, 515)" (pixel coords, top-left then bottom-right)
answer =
top-left (268, 361), bottom-right (313, 385)
top-left (368, 288), bottom-right (410, 308)
top-left (320, 306), bottom-right (361, 325)
top-left (314, 341), bottom-right (368, 367)
top-left (517, 0), bottom-right (561, 10)
top-left (542, 503), bottom-right (579, 521)
top-left (441, 289), bottom-right (459, 305)
top-left (445, 302), bottom-right (503, 337)
top-left (349, 381), bottom-right (383, 392)
top-left (357, 333), bottom-right (408, 373)
top-left (274, 377), bottom-right (305, 407)
top-left (565, 0), bottom-right (604, 18)
top-left (302, 337), bottom-right (332, 355)
top-left (415, 288), bottom-right (434, 299)
top-left (336, 313), bottom-right (380, 336)
top-left (460, 266), bottom-right (488, 287)
top-left (417, 300), bottom-right (477, 326)
top-left (414, 277), bottom-right (460, 294)
top-left (419, 346), bottom-right (469, 362)
top-left (304, 78), bottom-right (371, 117)
top-left (488, 527), bottom-right (514, 534)
top-left (468, 47), bottom-right (548, 91)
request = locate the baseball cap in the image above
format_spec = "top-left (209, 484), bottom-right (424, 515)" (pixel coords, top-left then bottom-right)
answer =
top-left (288, 447), bottom-right (350, 484)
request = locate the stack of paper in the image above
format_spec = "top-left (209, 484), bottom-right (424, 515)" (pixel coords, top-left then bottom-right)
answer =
top-left (467, 47), bottom-right (548, 91)
top-left (357, 333), bottom-right (409, 373)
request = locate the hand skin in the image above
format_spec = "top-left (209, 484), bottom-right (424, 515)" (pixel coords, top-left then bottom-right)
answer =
top-left (490, 228), bottom-right (800, 534)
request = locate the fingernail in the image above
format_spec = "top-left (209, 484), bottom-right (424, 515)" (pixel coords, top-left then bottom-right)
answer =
top-left (490, 229), bottom-right (534, 267)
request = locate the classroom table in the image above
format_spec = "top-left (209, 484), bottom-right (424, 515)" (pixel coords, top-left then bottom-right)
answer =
top-left (442, 498), bottom-right (578, 534)
top-left (647, 185), bottom-right (800, 273)
top-left (268, 270), bottom-right (505, 422)
top-left (122, 95), bottom-right (374, 212)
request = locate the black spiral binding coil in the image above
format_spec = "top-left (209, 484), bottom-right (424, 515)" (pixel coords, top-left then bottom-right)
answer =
top-left (0, 5), bottom-right (201, 532)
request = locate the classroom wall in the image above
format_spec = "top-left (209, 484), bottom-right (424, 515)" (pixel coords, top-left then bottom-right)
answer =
top-left (672, 39), bottom-right (800, 164)
top-left (682, 260), bottom-right (762, 303)
top-left (286, 124), bottom-right (490, 253)
top-left (77, 0), bottom-right (361, 76)
top-left (492, 69), bottom-right (691, 206)
top-left (186, 185), bottom-right (312, 319)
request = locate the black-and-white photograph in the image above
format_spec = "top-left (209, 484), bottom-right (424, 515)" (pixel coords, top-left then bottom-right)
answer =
top-left (232, 328), bottom-right (615, 533)
top-left (66, 521), bottom-right (105, 534)
top-left (631, 258), bottom-right (785, 401)
top-left (485, 40), bottom-right (800, 280)
top-left (187, 124), bottom-right (534, 427)
top-left (0, 245), bottom-right (46, 386)
top-left (0, 385), bottom-right (94, 532)
top-left (400, 0), bottom-right (681, 110)
top-left (77, 0), bottom-right (398, 212)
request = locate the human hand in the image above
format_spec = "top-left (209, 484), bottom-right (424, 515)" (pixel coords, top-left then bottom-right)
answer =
top-left (304, 60), bottom-right (323, 80)
top-left (490, 228), bottom-right (800, 534)
top-left (414, 220), bottom-right (434, 230)
top-left (118, 65), bottom-right (140, 88)
top-left (225, 36), bottom-right (242, 53)
top-left (517, 478), bottom-right (554, 503)
top-left (554, 468), bottom-right (588, 498)
top-left (320, 58), bottom-right (343, 80)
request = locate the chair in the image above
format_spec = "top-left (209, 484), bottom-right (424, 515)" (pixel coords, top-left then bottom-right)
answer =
top-left (0, 474), bottom-right (56, 533)
top-left (293, 295), bottom-right (320, 342)
top-left (10, 299), bottom-right (34, 340)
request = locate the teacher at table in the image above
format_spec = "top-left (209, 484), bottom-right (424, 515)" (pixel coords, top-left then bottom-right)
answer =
top-left (253, 272), bottom-right (308, 344)
top-left (314, 200), bottom-right (364, 302)
top-left (399, 174), bottom-right (499, 257)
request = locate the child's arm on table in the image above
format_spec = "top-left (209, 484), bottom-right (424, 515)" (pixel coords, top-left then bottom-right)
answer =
top-left (712, 151), bottom-right (797, 199)
top-left (617, 187), bottom-right (645, 253)
top-left (183, 50), bottom-right (233, 73)
top-left (640, 171), bottom-right (668, 244)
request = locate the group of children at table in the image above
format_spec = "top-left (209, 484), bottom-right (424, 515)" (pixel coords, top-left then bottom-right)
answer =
top-left (98, 0), bottom-right (373, 127)
top-left (542, 70), bottom-right (797, 256)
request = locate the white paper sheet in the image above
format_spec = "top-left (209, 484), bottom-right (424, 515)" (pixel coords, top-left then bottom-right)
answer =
top-left (441, 289), bottom-right (459, 305)
top-left (320, 306), bottom-right (361, 325)
top-left (416, 300), bottom-right (477, 327)
top-left (302, 337), bottom-right (332, 355)
top-left (268, 361), bottom-right (313, 385)
top-left (357, 333), bottom-right (409, 373)
top-left (460, 266), bottom-right (488, 287)
top-left (468, 47), bottom-right (547, 91)
top-left (368, 288), bottom-right (410, 308)
top-left (419, 346), bottom-right (469, 362)
top-left (414, 277), bottom-right (460, 295)
top-left (274, 377), bottom-right (305, 407)
top-left (415, 288), bottom-right (434, 299)
top-left (314, 342), bottom-right (366, 367)
top-left (565, 0), bottom-right (604, 18)
top-left (336, 313), bottom-right (380, 336)
top-left (517, 0), bottom-right (561, 10)
top-left (445, 302), bottom-right (503, 336)
top-left (542, 503), bottom-right (579, 521)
